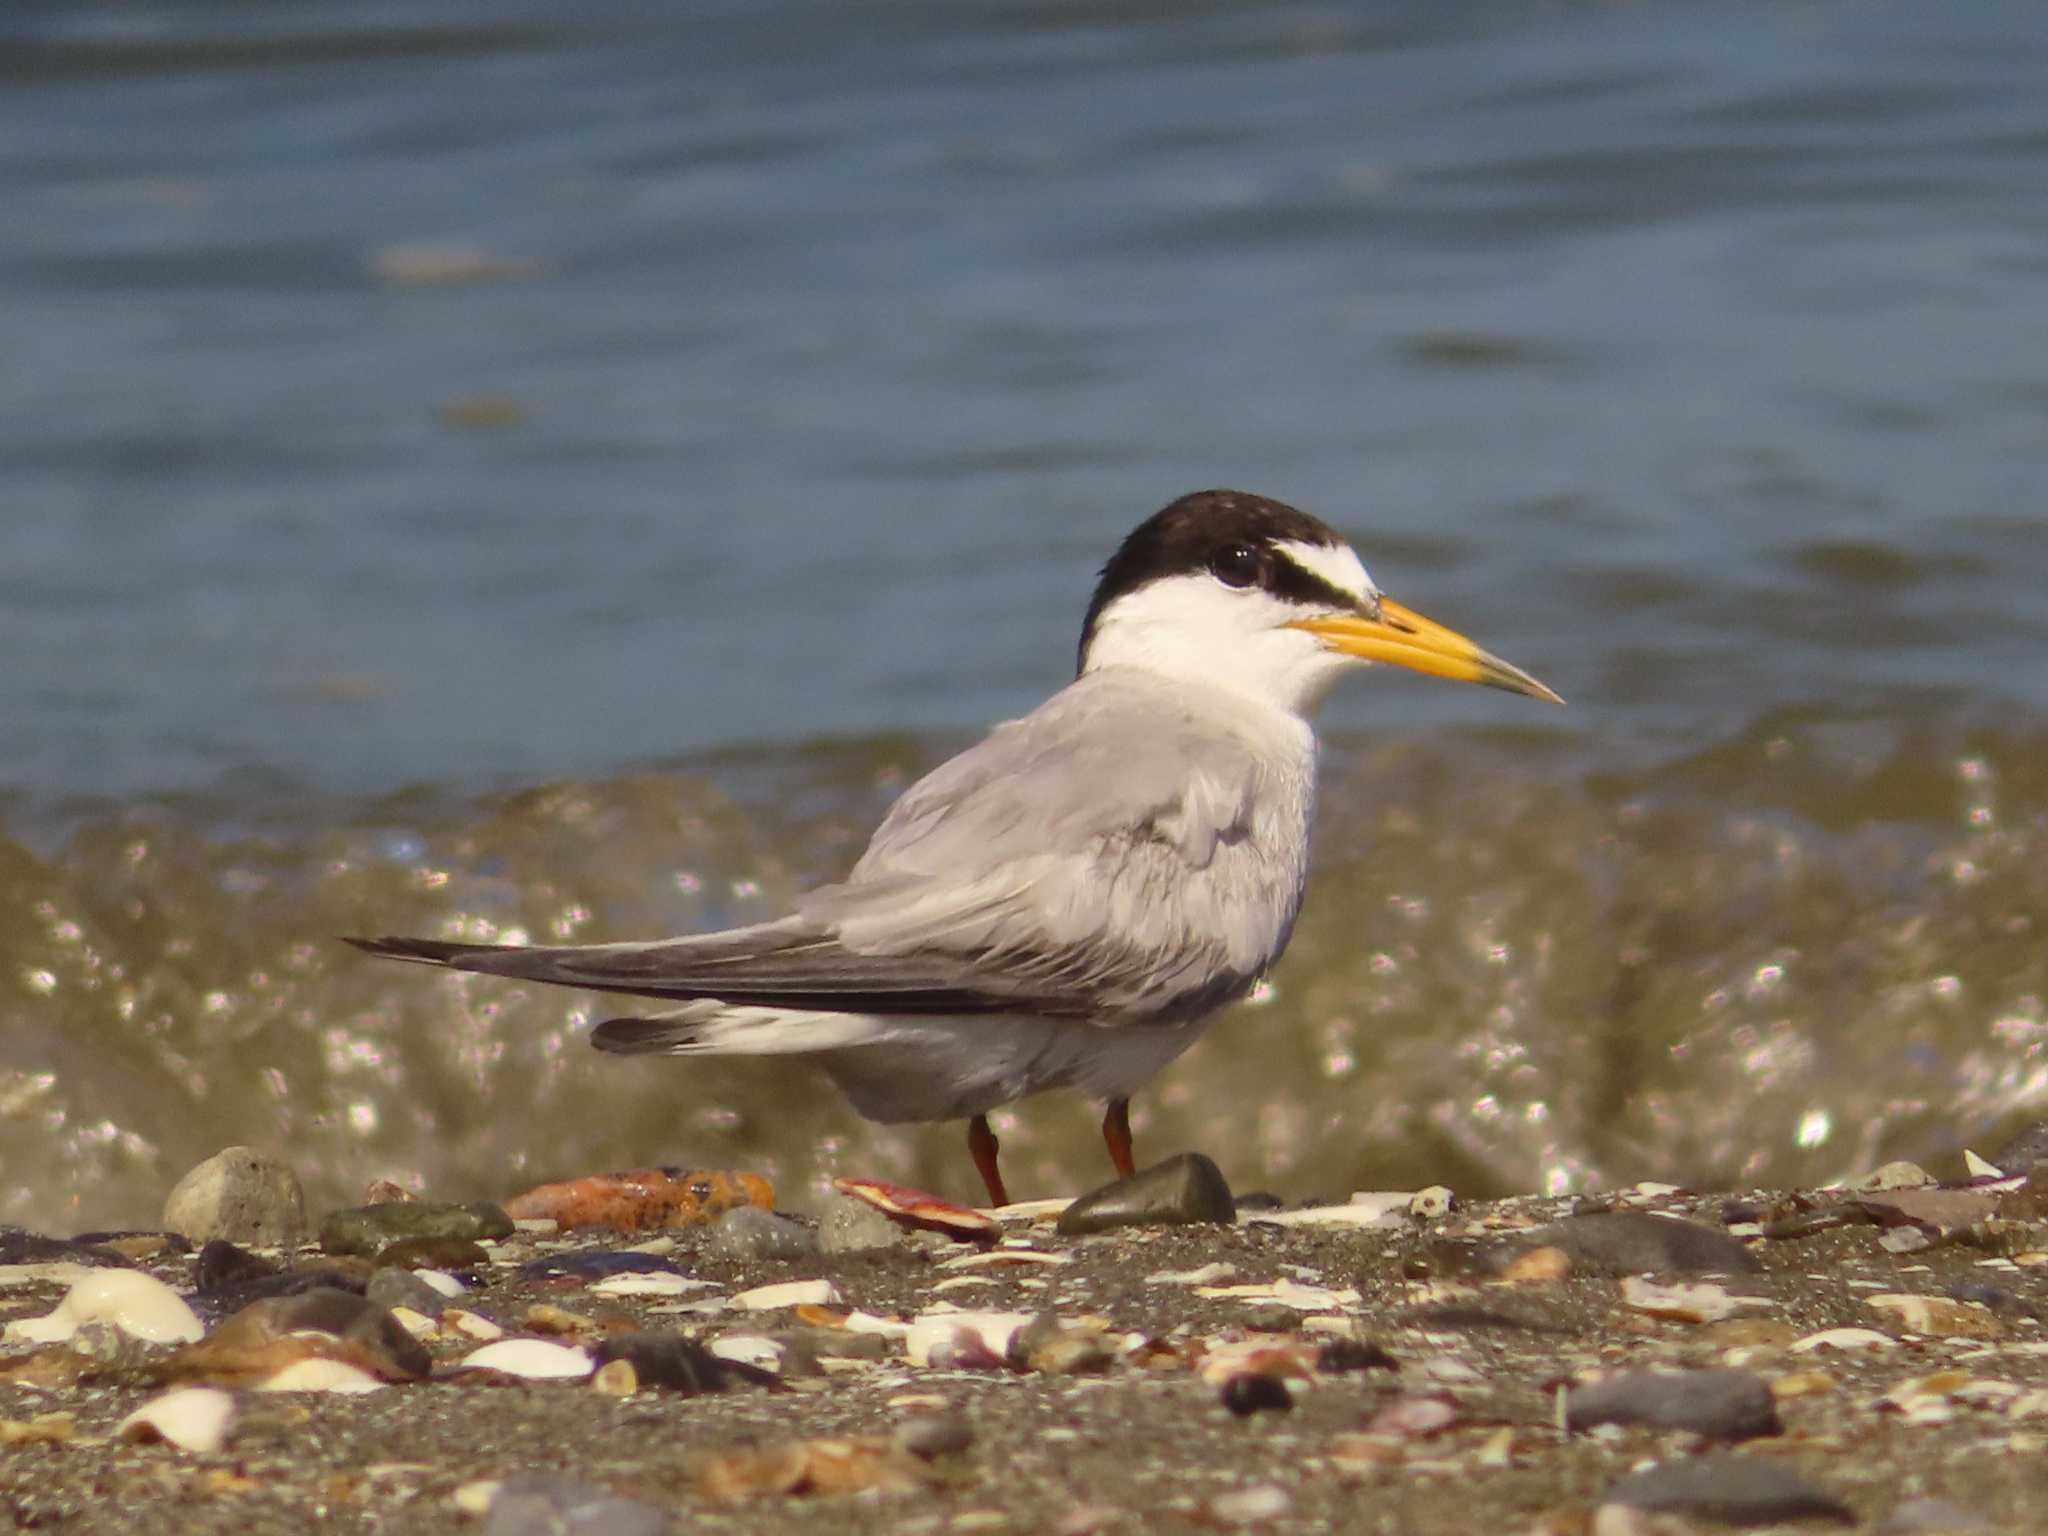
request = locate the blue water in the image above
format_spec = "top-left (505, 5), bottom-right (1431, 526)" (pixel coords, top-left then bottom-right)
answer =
top-left (3, 0), bottom-right (2045, 803)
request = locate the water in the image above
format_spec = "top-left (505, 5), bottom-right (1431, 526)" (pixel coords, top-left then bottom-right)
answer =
top-left (3, 0), bottom-right (2047, 1232)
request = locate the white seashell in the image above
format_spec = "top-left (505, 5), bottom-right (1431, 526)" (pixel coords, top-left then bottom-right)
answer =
top-left (256, 1358), bottom-right (388, 1393)
top-left (1790, 1326), bottom-right (1898, 1353)
top-left (4, 1269), bottom-right (203, 1345)
top-left (1192, 1278), bottom-right (1361, 1310)
top-left (734, 1279), bottom-right (840, 1310)
top-left (458, 1339), bottom-right (594, 1379)
top-left (118, 1387), bottom-right (235, 1452)
top-left (708, 1335), bottom-right (784, 1369)
top-left (904, 1309), bottom-right (1036, 1367)
top-left (590, 1272), bottom-right (717, 1297)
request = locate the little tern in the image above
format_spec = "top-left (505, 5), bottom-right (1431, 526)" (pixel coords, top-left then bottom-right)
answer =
top-left (349, 490), bottom-right (1559, 1206)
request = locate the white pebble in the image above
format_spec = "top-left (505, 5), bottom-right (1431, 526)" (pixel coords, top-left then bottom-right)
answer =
top-left (4, 1269), bottom-right (203, 1345)
top-left (1210, 1486), bottom-right (1291, 1524)
top-left (118, 1387), bottom-right (234, 1452)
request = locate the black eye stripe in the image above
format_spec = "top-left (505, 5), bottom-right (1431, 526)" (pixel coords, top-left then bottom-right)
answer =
top-left (1263, 550), bottom-right (1368, 613)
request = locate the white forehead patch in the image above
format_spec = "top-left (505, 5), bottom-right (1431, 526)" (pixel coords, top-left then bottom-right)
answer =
top-left (1273, 538), bottom-right (1376, 604)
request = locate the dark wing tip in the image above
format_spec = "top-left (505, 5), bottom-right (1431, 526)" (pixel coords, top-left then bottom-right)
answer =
top-left (342, 935), bottom-right (475, 965)
top-left (590, 1016), bottom-right (700, 1055)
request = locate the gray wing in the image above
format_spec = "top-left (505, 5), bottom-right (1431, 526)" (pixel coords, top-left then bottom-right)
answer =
top-left (349, 671), bottom-right (1310, 1026)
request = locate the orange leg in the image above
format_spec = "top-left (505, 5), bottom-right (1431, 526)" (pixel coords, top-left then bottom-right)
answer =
top-left (967, 1113), bottom-right (1009, 1208)
top-left (1102, 1097), bottom-right (1136, 1180)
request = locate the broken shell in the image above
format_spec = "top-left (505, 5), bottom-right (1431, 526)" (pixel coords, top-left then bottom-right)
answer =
top-left (832, 1177), bottom-right (1002, 1240)
top-left (117, 1387), bottom-right (234, 1453)
top-left (457, 1339), bottom-right (596, 1379)
top-left (4, 1270), bottom-right (203, 1345)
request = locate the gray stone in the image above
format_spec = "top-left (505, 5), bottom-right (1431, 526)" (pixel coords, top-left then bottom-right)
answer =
top-left (705, 1206), bottom-right (820, 1263)
top-left (318, 1200), bottom-right (512, 1257)
top-left (893, 1411), bottom-right (973, 1460)
top-left (1566, 1369), bottom-right (1780, 1441)
top-left (485, 1473), bottom-right (670, 1536)
top-left (1875, 1497), bottom-right (1991, 1533)
top-left (1056, 1153), bottom-right (1235, 1236)
top-left (1492, 1211), bottom-right (1761, 1276)
top-left (1990, 1120), bottom-right (2048, 1171)
top-left (818, 1193), bottom-right (908, 1254)
top-left (1602, 1457), bottom-right (1853, 1525)
top-left (365, 1265), bottom-right (449, 1318)
top-left (162, 1147), bottom-right (306, 1248)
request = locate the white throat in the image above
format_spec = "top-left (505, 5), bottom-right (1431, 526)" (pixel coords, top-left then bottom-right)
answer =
top-left (1080, 538), bottom-right (1378, 720)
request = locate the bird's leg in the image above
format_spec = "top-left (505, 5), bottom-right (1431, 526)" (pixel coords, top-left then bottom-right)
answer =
top-left (1102, 1097), bottom-right (1136, 1180)
top-left (967, 1113), bottom-right (1009, 1208)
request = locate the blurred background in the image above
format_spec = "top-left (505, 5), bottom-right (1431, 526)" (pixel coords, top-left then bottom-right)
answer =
top-left (4, 0), bottom-right (2047, 1233)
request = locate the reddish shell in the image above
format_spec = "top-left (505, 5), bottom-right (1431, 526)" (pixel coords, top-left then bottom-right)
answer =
top-left (832, 1176), bottom-right (1001, 1240)
top-left (504, 1167), bottom-right (774, 1232)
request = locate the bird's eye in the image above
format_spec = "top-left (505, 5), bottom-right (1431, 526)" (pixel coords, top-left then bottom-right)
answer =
top-left (1210, 542), bottom-right (1262, 589)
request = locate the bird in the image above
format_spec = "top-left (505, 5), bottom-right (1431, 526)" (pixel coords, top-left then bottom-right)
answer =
top-left (347, 490), bottom-right (1560, 1208)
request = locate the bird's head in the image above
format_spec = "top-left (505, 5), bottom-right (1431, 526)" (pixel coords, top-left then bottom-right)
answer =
top-left (1077, 489), bottom-right (1561, 718)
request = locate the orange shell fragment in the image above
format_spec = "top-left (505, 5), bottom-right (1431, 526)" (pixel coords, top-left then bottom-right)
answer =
top-left (504, 1167), bottom-right (773, 1232)
top-left (831, 1176), bottom-right (1000, 1240)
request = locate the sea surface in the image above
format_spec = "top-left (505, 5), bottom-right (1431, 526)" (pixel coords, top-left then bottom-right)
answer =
top-left (4, 0), bottom-right (2047, 1233)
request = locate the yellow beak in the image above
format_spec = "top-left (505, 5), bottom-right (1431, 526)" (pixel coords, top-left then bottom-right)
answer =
top-left (1287, 597), bottom-right (1562, 704)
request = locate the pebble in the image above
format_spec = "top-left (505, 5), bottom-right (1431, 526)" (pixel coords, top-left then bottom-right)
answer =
top-left (819, 1192), bottom-right (910, 1254)
top-left (894, 1411), bottom-right (974, 1460)
top-left (1875, 1497), bottom-right (1992, 1533)
top-left (1219, 1374), bottom-right (1293, 1416)
top-left (1864, 1293), bottom-right (2004, 1339)
top-left (706, 1207), bottom-right (822, 1263)
top-left (1565, 1368), bottom-right (1781, 1440)
top-left (1493, 1211), bottom-right (1762, 1276)
top-left (1317, 1338), bottom-right (1399, 1374)
top-left (374, 1235), bottom-right (491, 1272)
top-left (318, 1200), bottom-right (512, 1258)
top-left (1055, 1153), bottom-right (1236, 1235)
top-left (366, 1267), bottom-right (452, 1317)
top-left (0, 1231), bottom-right (129, 1268)
top-left (518, 1251), bottom-right (684, 1281)
top-left (1859, 1160), bottom-right (1934, 1191)
top-left (4, 1269), bottom-right (204, 1345)
top-left (161, 1147), bottom-right (306, 1247)
top-left (1408, 1185), bottom-right (1455, 1220)
top-left (117, 1387), bottom-right (235, 1453)
top-left (1208, 1486), bottom-right (1290, 1524)
top-left (194, 1287), bottom-right (432, 1381)
top-left (1990, 1120), bottom-right (2048, 1172)
top-left (1601, 1457), bottom-right (1854, 1525)
top-left (483, 1472), bottom-right (671, 1536)
top-left (595, 1331), bottom-right (770, 1393)
top-left (1015, 1316), bottom-right (1115, 1375)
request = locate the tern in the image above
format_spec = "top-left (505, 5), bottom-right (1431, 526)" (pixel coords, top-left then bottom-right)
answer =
top-left (349, 490), bottom-right (1559, 1207)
